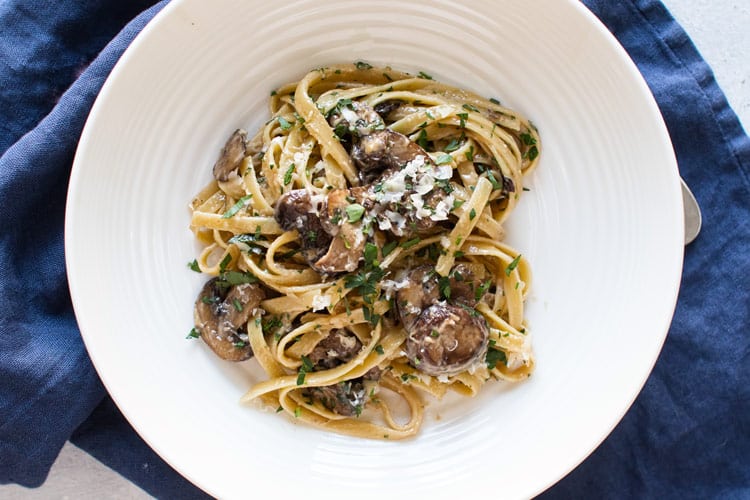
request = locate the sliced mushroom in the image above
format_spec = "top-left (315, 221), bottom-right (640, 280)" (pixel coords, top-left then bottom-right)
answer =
top-left (274, 189), bottom-right (331, 264)
top-left (313, 188), bottom-right (367, 274)
top-left (373, 99), bottom-right (402, 120)
top-left (308, 329), bottom-right (362, 370)
top-left (212, 129), bottom-right (248, 182)
top-left (395, 266), bottom-right (440, 330)
top-left (445, 263), bottom-right (487, 307)
top-left (194, 278), bottom-right (265, 361)
top-left (354, 129), bottom-right (455, 236)
top-left (405, 303), bottom-right (489, 377)
top-left (328, 101), bottom-right (385, 139)
top-left (351, 129), bottom-right (423, 174)
top-left (304, 379), bottom-right (370, 417)
top-left (302, 329), bottom-right (379, 417)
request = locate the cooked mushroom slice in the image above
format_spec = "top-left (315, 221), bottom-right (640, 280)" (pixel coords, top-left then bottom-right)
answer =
top-left (355, 130), bottom-right (455, 236)
top-left (307, 329), bottom-right (363, 370)
top-left (405, 303), bottom-right (489, 377)
top-left (351, 128), bottom-right (423, 174)
top-left (302, 329), bottom-right (379, 417)
top-left (395, 266), bottom-right (440, 330)
top-left (313, 188), bottom-right (367, 274)
top-left (274, 189), bottom-right (332, 264)
top-left (193, 278), bottom-right (265, 361)
top-left (395, 264), bottom-right (485, 329)
top-left (373, 99), bottom-right (402, 120)
top-left (328, 101), bottom-right (385, 139)
top-left (304, 378), bottom-right (370, 417)
top-left (212, 129), bottom-right (248, 182)
top-left (446, 263), bottom-right (487, 307)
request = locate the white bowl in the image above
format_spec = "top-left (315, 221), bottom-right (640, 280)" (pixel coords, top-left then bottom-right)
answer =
top-left (65, 0), bottom-right (684, 498)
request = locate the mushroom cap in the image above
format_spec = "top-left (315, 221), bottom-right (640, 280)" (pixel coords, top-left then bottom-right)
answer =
top-left (193, 278), bottom-right (264, 361)
top-left (395, 265), bottom-right (440, 330)
top-left (274, 189), bottom-right (332, 264)
top-left (212, 129), bottom-right (248, 182)
top-left (405, 303), bottom-right (490, 377)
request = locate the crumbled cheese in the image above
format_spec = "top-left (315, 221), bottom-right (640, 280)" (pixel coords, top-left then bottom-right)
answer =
top-left (380, 277), bottom-right (411, 299)
top-left (435, 165), bottom-right (453, 180)
top-left (311, 293), bottom-right (331, 311)
top-left (431, 195), bottom-right (453, 221)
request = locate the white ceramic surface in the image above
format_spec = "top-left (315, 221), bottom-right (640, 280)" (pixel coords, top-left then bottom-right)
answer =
top-left (65, 1), bottom-right (684, 498)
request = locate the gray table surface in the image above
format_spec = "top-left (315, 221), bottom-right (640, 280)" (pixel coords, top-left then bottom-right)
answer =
top-left (3, 1), bottom-right (748, 498)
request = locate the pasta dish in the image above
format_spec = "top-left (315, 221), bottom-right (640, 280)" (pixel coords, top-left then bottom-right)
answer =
top-left (187, 63), bottom-right (539, 439)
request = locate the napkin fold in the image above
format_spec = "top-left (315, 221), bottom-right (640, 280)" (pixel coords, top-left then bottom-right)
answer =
top-left (0, 0), bottom-right (747, 498)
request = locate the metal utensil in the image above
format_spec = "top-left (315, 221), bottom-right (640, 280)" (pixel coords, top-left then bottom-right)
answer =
top-left (681, 177), bottom-right (702, 245)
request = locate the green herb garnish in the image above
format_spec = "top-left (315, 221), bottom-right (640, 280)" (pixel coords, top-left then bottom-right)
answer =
top-left (400, 237), bottom-right (421, 249)
top-left (505, 254), bottom-right (522, 276)
top-left (222, 194), bottom-right (252, 219)
top-left (345, 203), bottom-right (365, 223)
top-left (436, 153), bottom-right (453, 165)
top-left (278, 116), bottom-right (293, 131)
top-left (296, 355), bottom-right (314, 385)
top-left (283, 164), bottom-right (295, 185)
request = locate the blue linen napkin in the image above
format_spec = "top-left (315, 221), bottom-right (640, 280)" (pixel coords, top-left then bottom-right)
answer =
top-left (0, 0), bottom-right (747, 498)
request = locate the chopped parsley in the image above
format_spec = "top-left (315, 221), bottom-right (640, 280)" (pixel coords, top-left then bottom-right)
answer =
top-left (363, 242), bottom-right (379, 268)
top-left (345, 203), bottom-right (365, 223)
top-left (475, 279), bottom-right (492, 301)
top-left (355, 61), bottom-right (373, 70)
top-left (417, 71), bottom-right (433, 80)
top-left (436, 153), bottom-right (453, 165)
top-left (485, 346), bottom-right (507, 369)
top-left (505, 254), bottom-right (522, 276)
top-left (186, 328), bottom-right (200, 339)
top-left (444, 137), bottom-right (462, 152)
top-left (283, 164), bottom-right (295, 185)
top-left (278, 116), bottom-right (293, 131)
top-left (456, 112), bottom-right (468, 128)
top-left (219, 270), bottom-right (259, 286)
top-left (462, 103), bottom-right (480, 112)
top-left (221, 194), bottom-right (252, 219)
top-left (219, 253), bottom-right (232, 273)
top-left (400, 237), bottom-right (421, 249)
top-left (344, 267), bottom-right (386, 305)
top-left (525, 145), bottom-right (539, 161)
top-left (416, 129), bottom-right (429, 149)
top-left (187, 259), bottom-right (200, 272)
top-left (464, 145), bottom-right (475, 162)
top-left (469, 208), bottom-right (476, 220)
top-left (438, 276), bottom-right (451, 300)
top-left (486, 170), bottom-right (504, 191)
top-left (382, 240), bottom-right (398, 258)
top-left (362, 305), bottom-right (381, 327)
top-left (296, 355), bottom-right (314, 385)
top-left (375, 344), bottom-right (385, 355)
top-left (520, 132), bottom-right (536, 146)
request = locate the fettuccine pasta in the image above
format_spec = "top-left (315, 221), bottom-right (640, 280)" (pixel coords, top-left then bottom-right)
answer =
top-left (188, 63), bottom-right (539, 439)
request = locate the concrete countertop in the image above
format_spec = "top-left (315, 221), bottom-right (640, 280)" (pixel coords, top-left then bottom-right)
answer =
top-left (3, 1), bottom-right (748, 498)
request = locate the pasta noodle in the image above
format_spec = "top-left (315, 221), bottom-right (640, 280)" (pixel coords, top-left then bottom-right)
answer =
top-left (188, 63), bottom-right (539, 439)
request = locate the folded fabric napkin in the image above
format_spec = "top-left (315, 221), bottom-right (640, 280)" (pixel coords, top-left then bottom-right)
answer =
top-left (1, 0), bottom-right (747, 498)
